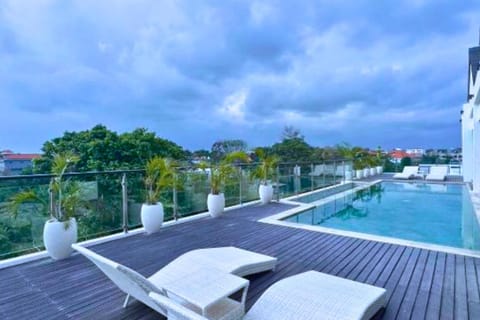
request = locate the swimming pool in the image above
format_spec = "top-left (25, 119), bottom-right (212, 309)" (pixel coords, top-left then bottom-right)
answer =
top-left (284, 182), bottom-right (480, 250)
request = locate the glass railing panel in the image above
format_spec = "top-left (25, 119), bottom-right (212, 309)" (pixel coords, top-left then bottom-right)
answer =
top-left (176, 170), bottom-right (209, 218)
top-left (239, 166), bottom-right (259, 203)
top-left (125, 171), bottom-right (144, 228)
top-left (0, 176), bottom-right (51, 259)
top-left (70, 172), bottom-right (124, 241)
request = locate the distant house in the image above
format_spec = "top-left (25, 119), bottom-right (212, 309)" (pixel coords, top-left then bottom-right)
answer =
top-left (389, 150), bottom-right (410, 164)
top-left (405, 148), bottom-right (425, 159)
top-left (0, 150), bottom-right (40, 175)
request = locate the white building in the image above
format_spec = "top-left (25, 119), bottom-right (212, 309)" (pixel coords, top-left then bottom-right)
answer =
top-left (405, 148), bottom-right (425, 155)
top-left (462, 38), bottom-right (480, 191)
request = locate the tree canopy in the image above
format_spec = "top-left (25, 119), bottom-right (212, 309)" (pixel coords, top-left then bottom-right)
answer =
top-left (33, 125), bottom-right (186, 173)
top-left (271, 138), bottom-right (313, 162)
top-left (211, 139), bottom-right (248, 162)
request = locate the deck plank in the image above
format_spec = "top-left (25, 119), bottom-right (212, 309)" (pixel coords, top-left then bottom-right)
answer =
top-left (440, 254), bottom-right (456, 319)
top-left (411, 250), bottom-right (437, 318)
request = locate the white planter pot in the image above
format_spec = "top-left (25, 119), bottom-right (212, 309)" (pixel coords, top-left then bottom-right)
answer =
top-left (363, 168), bottom-right (370, 177)
top-left (345, 170), bottom-right (353, 181)
top-left (259, 184), bottom-right (274, 204)
top-left (370, 168), bottom-right (377, 176)
top-left (43, 218), bottom-right (77, 260)
top-left (141, 203), bottom-right (164, 234)
top-left (355, 170), bottom-right (364, 179)
top-left (376, 166), bottom-right (383, 174)
top-left (208, 193), bottom-right (225, 218)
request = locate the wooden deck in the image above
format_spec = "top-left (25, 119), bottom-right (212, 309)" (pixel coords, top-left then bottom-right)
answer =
top-left (0, 202), bottom-right (479, 319)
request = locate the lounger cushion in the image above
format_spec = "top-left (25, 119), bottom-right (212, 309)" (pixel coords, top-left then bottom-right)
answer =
top-left (244, 271), bottom-right (386, 320)
top-left (149, 247), bottom-right (277, 287)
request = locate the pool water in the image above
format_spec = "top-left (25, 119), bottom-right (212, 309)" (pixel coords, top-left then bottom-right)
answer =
top-left (285, 182), bottom-right (480, 250)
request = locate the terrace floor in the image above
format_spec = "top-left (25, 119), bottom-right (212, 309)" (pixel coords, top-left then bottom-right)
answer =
top-left (1, 201), bottom-right (480, 319)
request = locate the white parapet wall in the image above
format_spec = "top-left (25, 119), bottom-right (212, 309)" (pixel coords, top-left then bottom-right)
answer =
top-left (462, 66), bottom-right (480, 191)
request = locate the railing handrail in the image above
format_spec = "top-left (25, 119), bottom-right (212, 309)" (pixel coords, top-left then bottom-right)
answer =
top-left (0, 160), bottom-right (354, 180)
top-left (0, 169), bottom-right (145, 181)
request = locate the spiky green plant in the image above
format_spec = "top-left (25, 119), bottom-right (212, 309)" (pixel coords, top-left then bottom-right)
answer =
top-left (144, 157), bottom-right (177, 204)
top-left (202, 151), bottom-right (249, 195)
top-left (8, 153), bottom-right (84, 229)
top-left (251, 148), bottom-right (278, 185)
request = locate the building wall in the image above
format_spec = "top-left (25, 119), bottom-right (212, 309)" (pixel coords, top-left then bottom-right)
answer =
top-left (463, 57), bottom-right (480, 190)
top-left (3, 159), bottom-right (34, 175)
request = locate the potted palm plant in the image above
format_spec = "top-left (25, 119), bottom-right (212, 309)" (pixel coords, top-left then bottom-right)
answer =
top-left (375, 147), bottom-right (384, 174)
top-left (353, 159), bottom-right (364, 179)
top-left (352, 148), bottom-right (366, 179)
top-left (141, 157), bottom-right (176, 234)
top-left (9, 153), bottom-right (85, 260)
top-left (206, 151), bottom-right (249, 217)
top-left (251, 148), bottom-right (279, 204)
top-left (367, 155), bottom-right (377, 176)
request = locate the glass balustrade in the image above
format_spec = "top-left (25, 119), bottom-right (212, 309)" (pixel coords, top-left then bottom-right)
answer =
top-left (0, 160), bottom-right (352, 260)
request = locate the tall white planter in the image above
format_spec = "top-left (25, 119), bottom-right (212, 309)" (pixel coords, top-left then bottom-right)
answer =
top-left (43, 218), bottom-right (77, 260)
top-left (355, 170), bottom-right (364, 179)
top-left (363, 168), bottom-right (370, 177)
top-left (259, 184), bottom-right (274, 204)
top-left (141, 203), bottom-right (164, 234)
top-left (370, 167), bottom-right (377, 176)
top-left (208, 193), bottom-right (225, 218)
top-left (376, 166), bottom-right (383, 174)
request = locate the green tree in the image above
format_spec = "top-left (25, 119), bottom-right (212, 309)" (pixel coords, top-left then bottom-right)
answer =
top-left (34, 125), bottom-right (186, 173)
top-left (211, 140), bottom-right (248, 162)
top-left (400, 157), bottom-right (412, 168)
top-left (271, 138), bottom-right (313, 163)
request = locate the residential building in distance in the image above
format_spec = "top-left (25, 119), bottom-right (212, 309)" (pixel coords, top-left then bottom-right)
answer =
top-left (405, 148), bottom-right (425, 158)
top-left (0, 150), bottom-right (40, 175)
top-left (389, 148), bottom-right (461, 164)
top-left (388, 149), bottom-right (410, 164)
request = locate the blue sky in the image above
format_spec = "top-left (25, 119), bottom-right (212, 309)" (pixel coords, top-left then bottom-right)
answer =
top-left (1, 0), bottom-right (479, 152)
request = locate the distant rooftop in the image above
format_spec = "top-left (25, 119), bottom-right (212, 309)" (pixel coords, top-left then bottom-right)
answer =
top-left (2, 154), bottom-right (40, 161)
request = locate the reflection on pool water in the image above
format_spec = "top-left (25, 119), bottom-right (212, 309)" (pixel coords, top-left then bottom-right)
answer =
top-left (284, 182), bottom-right (480, 250)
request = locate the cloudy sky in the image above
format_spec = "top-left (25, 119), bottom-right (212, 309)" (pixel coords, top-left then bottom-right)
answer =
top-left (1, 0), bottom-right (479, 152)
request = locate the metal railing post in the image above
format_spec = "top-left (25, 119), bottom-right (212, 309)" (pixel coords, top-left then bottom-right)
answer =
top-left (121, 173), bottom-right (128, 233)
top-left (173, 173), bottom-right (178, 220)
top-left (294, 165), bottom-right (299, 196)
top-left (310, 163), bottom-right (314, 191)
top-left (333, 161), bottom-right (337, 185)
top-left (239, 167), bottom-right (243, 206)
top-left (322, 161), bottom-right (326, 187)
top-left (276, 166), bottom-right (280, 202)
top-left (48, 179), bottom-right (55, 218)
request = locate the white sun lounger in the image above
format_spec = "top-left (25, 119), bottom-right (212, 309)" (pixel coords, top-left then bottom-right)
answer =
top-left (426, 166), bottom-right (448, 181)
top-left (72, 244), bottom-right (277, 317)
top-left (393, 166), bottom-right (419, 179)
top-left (150, 270), bottom-right (387, 320)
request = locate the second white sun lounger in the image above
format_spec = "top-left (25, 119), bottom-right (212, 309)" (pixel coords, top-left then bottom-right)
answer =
top-left (393, 166), bottom-right (419, 179)
top-left (426, 166), bottom-right (448, 181)
top-left (150, 270), bottom-right (387, 320)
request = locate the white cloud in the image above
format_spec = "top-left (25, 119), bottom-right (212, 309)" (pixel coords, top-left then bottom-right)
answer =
top-left (217, 89), bottom-right (248, 123)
